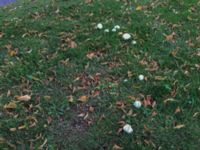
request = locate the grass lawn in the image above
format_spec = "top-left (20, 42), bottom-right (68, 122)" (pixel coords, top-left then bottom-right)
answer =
top-left (0, 0), bottom-right (200, 149)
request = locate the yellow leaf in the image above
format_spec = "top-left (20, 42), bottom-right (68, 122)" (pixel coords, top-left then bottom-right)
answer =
top-left (174, 124), bottom-right (185, 129)
top-left (78, 95), bottom-right (88, 102)
top-left (16, 95), bottom-right (31, 101)
top-left (4, 102), bottom-right (17, 109)
top-left (8, 49), bottom-right (18, 57)
top-left (136, 6), bottom-right (143, 11)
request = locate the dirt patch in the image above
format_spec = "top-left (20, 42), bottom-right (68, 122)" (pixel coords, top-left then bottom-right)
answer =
top-left (50, 103), bottom-right (94, 149)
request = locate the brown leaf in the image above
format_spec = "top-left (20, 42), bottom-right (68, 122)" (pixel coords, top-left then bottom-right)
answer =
top-left (143, 95), bottom-right (154, 107)
top-left (78, 95), bottom-right (88, 102)
top-left (174, 107), bottom-right (181, 114)
top-left (113, 144), bottom-right (123, 150)
top-left (5, 44), bottom-right (12, 50)
top-left (127, 71), bottom-right (133, 77)
top-left (86, 52), bottom-right (96, 59)
top-left (89, 106), bottom-right (94, 112)
top-left (16, 95), bottom-right (31, 101)
top-left (8, 49), bottom-right (18, 57)
top-left (92, 90), bottom-right (100, 97)
top-left (165, 32), bottom-right (176, 41)
top-left (47, 116), bottom-right (53, 125)
top-left (67, 95), bottom-right (74, 103)
top-left (85, 0), bottom-right (92, 4)
top-left (116, 101), bottom-right (125, 109)
top-left (68, 40), bottom-right (77, 48)
top-left (174, 124), bottom-right (185, 129)
top-left (0, 32), bottom-right (4, 38)
top-left (4, 102), bottom-right (17, 109)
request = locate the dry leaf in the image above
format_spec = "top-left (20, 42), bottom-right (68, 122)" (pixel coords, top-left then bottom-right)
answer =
top-left (44, 96), bottom-right (51, 101)
top-left (136, 6), bottom-right (143, 11)
top-left (4, 102), bottom-right (17, 109)
top-left (85, 0), bottom-right (92, 4)
top-left (174, 107), bottom-right (181, 114)
top-left (116, 101), bottom-right (125, 109)
top-left (78, 95), bottom-right (88, 102)
top-left (8, 49), bottom-right (18, 57)
top-left (174, 124), bottom-right (185, 129)
top-left (127, 71), bottom-right (133, 77)
top-left (154, 76), bottom-right (167, 81)
top-left (16, 95), bottom-right (31, 101)
top-left (0, 32), bottom-right (4, 38)
top-left (47, 116), bottom-right (53, 125)
top-left (164, 98), bottom-right (177, 104)
top-left (86, 52), bottom-right (96, 59)
top-left (67, 95), bottom-right (74, 103)
top-left (9, 128), bottom-right (17, 132)
top-left (165, 32), bottom-right (176, 41)
top-left (68, 40), bottom-right (77, 48)
top-left (89, 106), bottom-right (94, 112)
top-left (92, 90), bottom-right (100, 97)
top-left (143, 95), bottom-right (153, 107)
top-left (18, 125), bottom-right (26, 130)
top-left (113, 144), bottom-right (123, 150)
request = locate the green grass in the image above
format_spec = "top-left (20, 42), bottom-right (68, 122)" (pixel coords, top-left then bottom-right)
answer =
top-left (0, 0), bottom-right (200, 149)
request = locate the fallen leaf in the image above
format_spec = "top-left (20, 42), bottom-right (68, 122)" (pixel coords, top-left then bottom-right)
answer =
top-left (92, 90), bottom-right (100, 97)
top-left (0, 137), bottom-right (6, 143)
top-left (43, 96), bottom-right (51, 101)
top-left (164, 98), bottom-right (178, 104)
top-left (16, 95), bottom-right (31, 101)
top-left (18, 125), bottom-right (26, 130)
top-left (9, 128), bottom-right (17, 132)
top-left (86, 52), bottom-right (96, 59)
top-left (89, 106), bottom-right (94, 112)
top-left (4, 102), bottom-right (17, 109)
top-left (154, 76), bottom-right (167, 81)
top-left (136, 6), bottom-right (143, 11)
top-left (0, 32), bottom-right (4, 38)
top-left (69, 40), bottom-right (77, 48)
top-left (127, 71), bottom-right (133, 77)
top-left (113, 144), bottom-right (123, 150)
top-left (174, 107), bottom-right (181, 114)
top-left (8, 49), bottom-right (18, 57)
top-left (47, 116), bottom-right (53, 125)
top-left (116, 101), bottom-right (125, 109)
top-left (67, 95), bottom-right (74, 103)
top-left (78, 95), bottom-right (88, 102)
top-left (143, 95), bottom-right (154, 107)
top-left (85, 0), bottom-right (92, 4)
top-left (165, 32), bottom-right (176, 41)
top-left (193, 112), bottom-right (199, 117)
top-left (174, 124), bottom-right (185, 129)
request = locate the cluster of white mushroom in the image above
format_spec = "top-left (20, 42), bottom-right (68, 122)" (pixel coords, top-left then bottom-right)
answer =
top-left (96, 23), bottom-right (137, 44)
